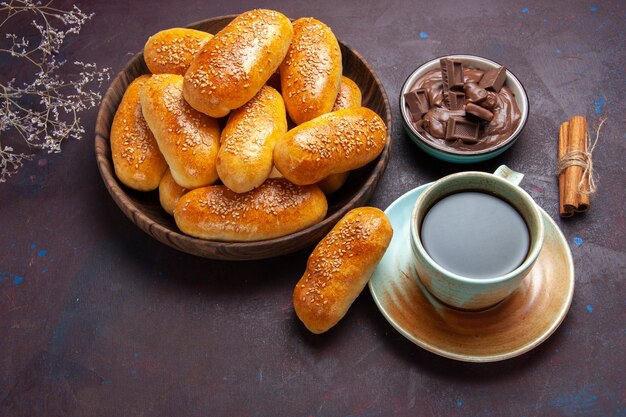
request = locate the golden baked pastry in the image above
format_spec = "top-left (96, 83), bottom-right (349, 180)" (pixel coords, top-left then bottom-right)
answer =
top-left (293, 207), bottom-right (393, 333)
top-left (158, 168), bottom-right (188, 215)
top-left (183, 9), bottom-right (293, 118)
top-left (280, 17), bottom-right (342, 125)
top-left (174, 179), bottom-right (328, 242)
top-left (317, 171), bottom-right (349, 194)
top-left (144, 28), bottom-right (213, 75)
top-left (318, 76), bottom-right (363, 194)
top-left (110, 74), bottom-right (167, 191)
top-left (332, 76), bottom-right (362, 111)
top-left (274, 107), bottom-right (387, 185)
top-left (217, 85), bottom-right (287, 193)
top-left (140, 73), bottom-right (221, 189)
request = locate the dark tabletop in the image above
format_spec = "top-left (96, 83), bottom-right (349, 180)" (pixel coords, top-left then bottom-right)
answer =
top-left (1, 1), bottom-right (624, 416)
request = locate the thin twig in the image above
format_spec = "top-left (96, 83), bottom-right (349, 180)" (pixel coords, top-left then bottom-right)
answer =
top-left (0, 0), bottom-right (111, 182)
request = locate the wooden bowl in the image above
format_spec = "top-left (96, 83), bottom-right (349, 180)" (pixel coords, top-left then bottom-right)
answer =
top-left (95, 15), bottom-right (392, 261)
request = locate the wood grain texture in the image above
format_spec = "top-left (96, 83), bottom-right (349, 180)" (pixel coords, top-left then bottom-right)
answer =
top-left (95, 15), bottom-right (391, 260)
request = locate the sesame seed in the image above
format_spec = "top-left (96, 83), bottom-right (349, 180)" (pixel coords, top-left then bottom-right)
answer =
top-left (185, 9), bottom-right (283, 98)
top-left (282, 18), bottom-right (339, 114)
top-left (289, 110), bottom-right (386, 175)
top-left (220, 86), bottom-right (277, 158)
top-left (119, 88), bottom-right (155, 168)
top-left (190, 179), bottom-right (311, 238)
top-left (160, 80), bottom-right (210, 151)
top-left (296, 211), bottom-right (378, 306)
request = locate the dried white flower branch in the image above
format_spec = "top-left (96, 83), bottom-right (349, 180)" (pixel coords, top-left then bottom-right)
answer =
top-left (0, 0), bottom-right (111, 182)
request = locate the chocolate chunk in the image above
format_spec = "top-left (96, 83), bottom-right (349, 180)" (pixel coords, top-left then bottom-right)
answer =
top-left (445, 117), bottom-right (480, 143)
top-left (404, 89), bottom-right (430, 121)
top-left (478, 66), bottom-right (507, 92)
top-left (464, 81), bottom-right (488, 104)
top-left (465, 103), bottom-right (494, 121)
top-left (440, 58), bottom-right (465, 91)
top-left (431, 108), bottom-right (466, 122)
top-left (414, 89), bottom-right (429, 106)
top-left (481, 91), bottom-right (498, 110)
top-left (445, 91), bottom-right (465, 110)
top-left (427, 86), bottom-right (444, 107)
top-left (422, 108), bottom-right (465, 139)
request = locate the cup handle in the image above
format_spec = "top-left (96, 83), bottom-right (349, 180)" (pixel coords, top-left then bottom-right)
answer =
top-left (493, 165), bottom-right (524, 186)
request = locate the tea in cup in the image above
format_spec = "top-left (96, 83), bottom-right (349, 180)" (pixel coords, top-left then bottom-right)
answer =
top-left (410, 166), bottom-right (544, 310)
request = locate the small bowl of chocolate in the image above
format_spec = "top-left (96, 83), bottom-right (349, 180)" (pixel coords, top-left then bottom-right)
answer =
top-left (400, 55), bottom-right (528, 163)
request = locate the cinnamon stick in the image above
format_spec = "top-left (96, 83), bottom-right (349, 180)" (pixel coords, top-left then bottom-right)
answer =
top-left (567, 116), bottom-right (587, 212)
top-left (561, 115), bottom-right (588, 216)
top-left (576, 118), bottom-right (590, 212)
top-left (558, 121), bottom-right (573, 217)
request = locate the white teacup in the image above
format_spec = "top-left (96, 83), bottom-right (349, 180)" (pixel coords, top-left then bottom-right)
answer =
top-left (410, 166), bottom-right (544, 310)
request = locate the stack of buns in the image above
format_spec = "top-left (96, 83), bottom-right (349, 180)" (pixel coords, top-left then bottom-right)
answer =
top-left (110, 9), bottom-right (387, 243)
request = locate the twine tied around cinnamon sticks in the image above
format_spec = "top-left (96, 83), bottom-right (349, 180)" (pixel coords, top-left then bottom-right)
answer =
top-left (557, 115), bottom-right (605, 217)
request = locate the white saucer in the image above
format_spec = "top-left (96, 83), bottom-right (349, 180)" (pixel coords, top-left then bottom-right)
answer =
top-left (369, 184), bottom-right (575, 362)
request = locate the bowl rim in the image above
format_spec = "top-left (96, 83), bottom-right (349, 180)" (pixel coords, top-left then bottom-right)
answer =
top-left (399, 54), bottom-right (529, 157)
top-left (94, 15), bottom-right (392, 260)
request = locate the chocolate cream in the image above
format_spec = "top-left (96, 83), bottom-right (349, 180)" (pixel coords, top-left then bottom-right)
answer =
top-left (410, 68), bottom-right (521, 152)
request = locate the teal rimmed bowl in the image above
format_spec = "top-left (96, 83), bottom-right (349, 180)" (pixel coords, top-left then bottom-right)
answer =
top-left (400, 54), bottom-right (529, 164)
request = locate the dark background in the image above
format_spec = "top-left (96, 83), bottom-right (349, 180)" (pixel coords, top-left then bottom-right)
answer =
top-left (1, 1), bottom-right (624, 416)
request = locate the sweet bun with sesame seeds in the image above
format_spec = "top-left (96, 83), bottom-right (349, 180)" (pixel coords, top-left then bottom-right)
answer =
top-left (110, 75), bottom-right (168, 191)
top-left (216, 85), bottom-right (287, 193)
top-left (158, 168), bottom-right (188, 215)
top-left (273, 107), bottom-right (387, 185)
top-left (280, 17), bottom-right (342, 125)
top-left (331, 76), bottom-right (362, 112)
top-left (182, 9), bottom-right (293, 118)
top-left (293, 207), bottom-right (393, 334)
top-left (140, 73), bottom-right (221, 189)
top-left (144, 28), bottom-right (213, 76)
top-left (173, 179), bottom-right (328, 242)
top-left (316, 76), bottom-right (363, 195)
top-left (317, 171), bottom-right (349, 194)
